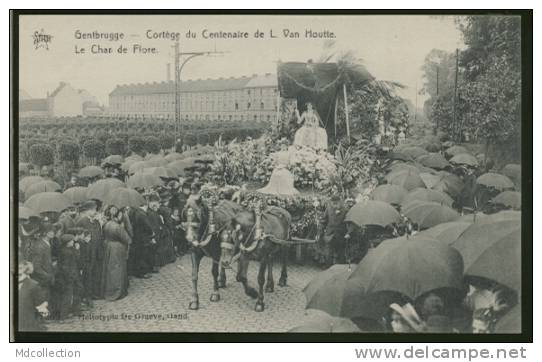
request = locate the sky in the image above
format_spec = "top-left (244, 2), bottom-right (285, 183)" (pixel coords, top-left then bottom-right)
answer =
top-left (19, 14), bottom-right (463, 107)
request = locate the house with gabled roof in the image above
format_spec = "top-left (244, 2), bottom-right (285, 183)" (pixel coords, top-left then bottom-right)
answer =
top-left (19, 82), bottom-right (101, 119)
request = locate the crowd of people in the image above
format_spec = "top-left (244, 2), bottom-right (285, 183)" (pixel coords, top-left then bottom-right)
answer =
top-left (18, 176), bottom-right (205, 331)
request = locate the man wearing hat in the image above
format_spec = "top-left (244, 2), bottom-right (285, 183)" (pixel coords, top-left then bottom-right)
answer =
top-left (168, 180), bottom-right (191, 211)
top-left (28, 223), bottom-right (56, 299)
top-left (58, 207), bottom-right (78, 235)
top-left (168, 181), bottom-right (191, 256)
top-left (317, 194), bottom-right (348, 266)
top-left (55, 234), bottom-right (79, 319)
top-left (127, 198), bottom-right (156, 279)
top-left (76, 200), bottom-right (105, 300)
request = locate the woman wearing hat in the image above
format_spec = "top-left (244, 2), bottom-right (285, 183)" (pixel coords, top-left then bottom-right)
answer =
top-left (28, 223), bottom-right (56, 300)
top-left (101, 206), bottom-right (132, 301)
top-left (75, 200), bottom-right (105, 300)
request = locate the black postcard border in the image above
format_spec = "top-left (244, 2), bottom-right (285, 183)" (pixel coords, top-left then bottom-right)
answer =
top-left (9, 9), bottom-right (533, 343)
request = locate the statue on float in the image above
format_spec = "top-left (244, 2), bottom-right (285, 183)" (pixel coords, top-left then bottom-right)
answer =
top-left (257, 140), bottom-right (299, 196)
top-left (258, 102), bottom-right (330, 196)
top-left (293, 102), bottom-right (328, 151)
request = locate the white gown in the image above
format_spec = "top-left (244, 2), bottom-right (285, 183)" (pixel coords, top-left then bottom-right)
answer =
top-left (293, 110), bottom-right (328, 151)
top-left (257, 150), bottom-right (299, 196)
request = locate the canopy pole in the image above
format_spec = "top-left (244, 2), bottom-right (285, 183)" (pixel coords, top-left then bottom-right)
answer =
top-left (343, 84), bottom-right (351, 141)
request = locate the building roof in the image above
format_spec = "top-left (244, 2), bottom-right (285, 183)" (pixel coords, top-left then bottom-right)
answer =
top-left (109, 74), bottom-right (276, 97)
top-left (19, 98), bottom-right (48, 112)
top-left (244, 73), bottom-right (277, 88)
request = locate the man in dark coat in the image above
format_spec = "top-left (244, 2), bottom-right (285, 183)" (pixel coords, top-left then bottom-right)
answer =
top-left (318, 194), bottom-right (348, 265)
top-left (55, 234), bottom-right (79, 319)
top-left (58, 207), bottom-right (77, 234)
top-left (75, 200), bottom-right (104, 299)
top-left (128, 203), bottom-right (155, 278)
top-left (73, 228), bottom-right (93, 309)
top-left (28, 223), bottom-right (55, 299)
top-left (168, 181), bottom-right (191, 211)
top-left (18, 261), bottom-right (49, 331)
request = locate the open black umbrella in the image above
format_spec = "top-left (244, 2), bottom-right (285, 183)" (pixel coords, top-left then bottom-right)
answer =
top-left (24, 180), bottom-right (62, 198)
top-left (402, 201), bottom-right (460, 229)
top-left (303, 264), bottom-right (357, 316)
top-left (445, 145), bottom-right (470, 158)
top-left (24, 192), bottom-right (72, 214)
top-left (450, 153), bottom-right (479, 167)
top-left (452, 218), bottom-right (521, 291)
top-left (87, 178), bottom-right (125, 202)
top-left (490, 191), bottom-right (521, 210)
top-left (79, 165), bottom-right (105, 178)
top-left (418, 153), bottom-right (450, 170)
top-left (501, 164), bottom-right (521, 182)
top-left (19, 176), bottom-right (45, 192)
top-left (401, 188), bottom-right (454, 208)
top-left (371, 184), bottom-right (408, 205)
top-left (387, 171), bottom-right (426, 191)
top-left (343, 235), bottom-right (464, 319)
top-left (19, 205), bottom-right (39, 220)
top-left (127, 173), bottom-right (163, 189)
top-left (62, 186), bottom-right (89, 205)
top-left (345, 200), bottom-right (401, 227)
top-left (418, 221), bottom-right (471, 245)
top-left (476, 173), bottom-right (514, 191)
top-left (103, 187), bottom-right (146, 208)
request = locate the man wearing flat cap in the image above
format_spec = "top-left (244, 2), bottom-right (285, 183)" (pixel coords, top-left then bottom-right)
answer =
top-left (76, 200), bottom-right (105, 299)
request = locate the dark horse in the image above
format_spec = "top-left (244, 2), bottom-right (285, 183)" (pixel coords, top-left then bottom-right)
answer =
top-left (184, 199), bottom-right (245, 310)
top-left (219, 204), bottom-right (290, 312)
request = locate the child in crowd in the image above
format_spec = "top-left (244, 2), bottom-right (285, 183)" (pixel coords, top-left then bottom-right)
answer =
top-left (18, 260), bottom-right (49, 331)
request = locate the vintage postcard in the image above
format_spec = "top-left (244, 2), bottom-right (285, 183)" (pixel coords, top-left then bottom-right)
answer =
top-left (10, 11), bottom-right (531, 341)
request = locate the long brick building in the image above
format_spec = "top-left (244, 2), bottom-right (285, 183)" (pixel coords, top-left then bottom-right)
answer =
top-left (108, 73), bottom-right (279, 122)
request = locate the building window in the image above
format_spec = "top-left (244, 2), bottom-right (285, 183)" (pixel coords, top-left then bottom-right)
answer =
top-left (235, 102), bottom-right (239, 110)
top-left (247, 90), bottom-right (251, 95)
top-left (267, 115), bottom-right (271, 121)
top-left (247, 102), bottom-right (251, 109)
top-left (254, 115), bottom-right (257, 121)
top-left (229, 115), bottom-right (232, 121)
top-left (260, 102), bottom-right (264, 110)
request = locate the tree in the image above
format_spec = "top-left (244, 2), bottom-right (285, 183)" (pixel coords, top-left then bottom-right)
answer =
top-left (457, 16), bottom-right (521, 81)
top-left (105, 137), bottom-right (126, 156)
top-left (82, 138), bottom-right (105, 165)
top-left (128, 136), bottom-right (146, 156)
top-left (461, 56), bottom-right (521, 162)
top-left (420, 49), bottom-right (457, 122)
top-left (29, 143), bottom-right (55, 173)
top-left (57, 139), bottom-right (80, 180)
top-left (458, 16), bottom-right (521, 163)
top-left (144, 135), bottom-right (161, 154)
top-left (159, 134), bottom-right (175, 151)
